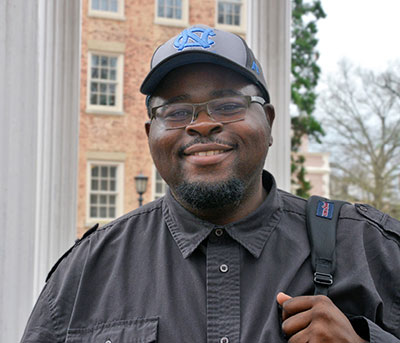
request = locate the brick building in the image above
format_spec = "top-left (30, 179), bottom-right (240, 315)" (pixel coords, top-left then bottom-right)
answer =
top-left (78, 0), bottom-right (249, 236)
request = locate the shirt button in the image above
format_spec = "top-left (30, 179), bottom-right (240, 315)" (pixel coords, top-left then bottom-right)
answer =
top-left (215, 228), bottom-right (224, 237)
top-left (219, 264), bottom-right (229, 273)
top-left (359, 205), bottom-right (368, 212)
top-left (220, 337), bottom-right (229, 343)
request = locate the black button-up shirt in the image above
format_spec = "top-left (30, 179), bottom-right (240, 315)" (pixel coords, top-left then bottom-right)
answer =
top-left (22, 171), bottom-right (400, 342)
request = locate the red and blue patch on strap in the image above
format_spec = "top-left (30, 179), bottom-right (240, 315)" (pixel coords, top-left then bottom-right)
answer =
top-left (316, 200), bottom-right (334, 219)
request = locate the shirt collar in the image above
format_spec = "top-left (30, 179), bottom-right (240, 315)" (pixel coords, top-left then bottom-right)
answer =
top-left (162, 170), bottom-right (283, 259)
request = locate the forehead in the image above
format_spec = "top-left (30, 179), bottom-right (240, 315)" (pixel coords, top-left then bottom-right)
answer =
top-left (151, 63), bottom-right (260, 103)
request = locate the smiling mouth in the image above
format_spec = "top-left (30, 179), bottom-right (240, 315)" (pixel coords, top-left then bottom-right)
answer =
top-left (192, 150), bottom-right (226, 156)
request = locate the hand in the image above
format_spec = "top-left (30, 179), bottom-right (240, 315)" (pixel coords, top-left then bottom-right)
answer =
top-left (276, 292), bottom-right (367, 343)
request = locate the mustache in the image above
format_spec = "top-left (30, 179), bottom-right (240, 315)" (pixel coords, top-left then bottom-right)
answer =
top-left (178, 137), bottom-right (238, 155)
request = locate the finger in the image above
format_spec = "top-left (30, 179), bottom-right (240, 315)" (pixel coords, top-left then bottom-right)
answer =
top-left (282, 309), bottom-right (312, 337)
top-left (277, 292), bottom-right (292, 306)
top-left (287, 326), bottom-right (309, 343)
top-left (282, 295), bottom-right (329, 319)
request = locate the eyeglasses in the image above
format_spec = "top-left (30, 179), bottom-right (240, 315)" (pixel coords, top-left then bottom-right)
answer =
top-left (150, 95), bottom-right (267, 130)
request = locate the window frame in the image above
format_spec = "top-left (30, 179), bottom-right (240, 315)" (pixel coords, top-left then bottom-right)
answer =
top-left (88, 0), bottom-right (126, 20)
top-left (215, 0), bottom-right (246, 34)
top-left (153, 167), bottom-right (168, 200)
top-left (86, 160), bottom-right (124, 225)
top-left (154, 0), bottom-right (189, 27)
top-left (86, 51), bottom-right (124, 115)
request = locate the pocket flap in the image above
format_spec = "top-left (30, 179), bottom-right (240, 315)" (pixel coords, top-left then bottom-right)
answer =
top-left (66, 317), bottom-right (158, 343)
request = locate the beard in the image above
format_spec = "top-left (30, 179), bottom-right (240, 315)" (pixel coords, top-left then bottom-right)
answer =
top-left (174, 178), bottom-right (245, 210)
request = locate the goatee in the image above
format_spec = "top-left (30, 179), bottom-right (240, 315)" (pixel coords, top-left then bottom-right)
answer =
top-left (175, 178), bottom-right (245, 210)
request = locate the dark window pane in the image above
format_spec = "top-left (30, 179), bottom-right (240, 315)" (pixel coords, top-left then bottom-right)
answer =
top-left (176, 8), bottom-right (182, 19)
top-left (166, 6), bottom-right (173, 18)
top-left (91, 179), bottom-right (98, 190)
top-left (91, 67), bottom-right (99, 78)
top-left (156, 182), bottom-right (162, 193)
top-left (110, 180), bottom-right (116, 191)
top-left (92, 166), bottom-right (99, 177)
top-left (100, 207), bottom-right (107, 217)
top-left (101, 180), bottom-right (108, 190)
top-left (101, 56), bottom-right (108, 66)
top-left (110, 70), bottom-right (116, 80)
top-left (234, 14), bottom-right (240, 25)
top-left (90, 194), bottom-right (98, 204)
top-left (109, 195), bottom-right (116, 205)
top-left (110, 167), bottom-right (116, 177)
top-left (109, 84), bottom-right (116, 94)
top-left (100, 195), bottom-right (107, 204)
top-left (109, 207), bottom-right (116, 218)
top-left (91, 82), bottom-right (98, 92)
top-left (100, 95), bottom-right (107, 105)
top-left (101, 166), bottom-right (108, 177)
top-left (100, 83), bottom-right (107, 93)
top-left (90, 206), bottom-right (97, 217)
top-left (90, 94), bottom-right (98, 105)
top-left (158, 4), bottom-right (164, 17)
top-left (227, 14), bottom-right (232, 25)
top-left (109, 96), bottom-right (115, 106)
top-left (101, 69), bottom-right (108, 79)
top-left (234, 4), bottom-right (240, 14)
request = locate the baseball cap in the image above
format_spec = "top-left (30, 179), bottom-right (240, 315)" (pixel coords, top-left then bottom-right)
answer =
top-left (140, 24), bottom-right (270, 103)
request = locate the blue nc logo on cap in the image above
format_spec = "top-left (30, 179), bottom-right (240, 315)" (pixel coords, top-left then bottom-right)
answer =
top-left (174, 27), bottom-right (216, 51)
top-left (251, 61), bottom-right (260, 74)
top-left (316, 200), bottom-right (334, 219)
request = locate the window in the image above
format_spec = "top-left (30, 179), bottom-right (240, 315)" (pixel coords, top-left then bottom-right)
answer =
top-left (89, 0), bottom-right (125, 19)
top-left (154, 169), bottom-right (168, 199)
top-left (155, 0), bottom-right (188, 27)
top-left (216, 0), bottom-right (246, 33)
top-left (87, 161), bottom-right (124, 222)
top-left (158, 0), bottom-right (182, 19)
top-left (87, 52), bottom-right (124, 114)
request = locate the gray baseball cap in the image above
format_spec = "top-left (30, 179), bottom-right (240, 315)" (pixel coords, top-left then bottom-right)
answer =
top-left (140, 24), bottom-right (270, 102)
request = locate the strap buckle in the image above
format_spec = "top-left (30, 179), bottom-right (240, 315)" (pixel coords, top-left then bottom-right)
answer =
top-left (313, 272), bottom-right (333, 286)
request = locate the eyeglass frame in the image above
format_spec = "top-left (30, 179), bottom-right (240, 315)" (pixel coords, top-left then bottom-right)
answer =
top-left (149, 95), bottom-right (268, 130)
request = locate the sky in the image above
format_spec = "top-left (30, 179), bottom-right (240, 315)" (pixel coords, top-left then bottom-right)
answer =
top-left (317, 0), bottom-right (400, 75)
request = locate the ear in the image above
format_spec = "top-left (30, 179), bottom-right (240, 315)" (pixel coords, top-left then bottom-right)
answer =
top-left (263, 104), bottom-right (275, 128)
top-left (145, 121), bottom-right (151, 137)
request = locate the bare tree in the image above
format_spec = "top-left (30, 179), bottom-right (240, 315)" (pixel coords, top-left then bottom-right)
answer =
top-left (319, 61), bottom-right (400, 218)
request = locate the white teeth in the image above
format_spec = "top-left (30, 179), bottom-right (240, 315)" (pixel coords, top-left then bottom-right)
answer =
top-left (193, 150), bottom-right (225, 156)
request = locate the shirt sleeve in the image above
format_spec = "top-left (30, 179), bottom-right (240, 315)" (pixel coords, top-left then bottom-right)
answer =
top-left (20, 284), bottom-right (60, 343)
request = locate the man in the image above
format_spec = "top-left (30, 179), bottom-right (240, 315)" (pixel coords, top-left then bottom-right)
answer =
top-left (22, 25), bottom-right (399, 342)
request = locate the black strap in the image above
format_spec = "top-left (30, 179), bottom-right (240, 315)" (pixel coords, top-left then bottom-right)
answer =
top-left (306, 196), bottom-right (348, 296)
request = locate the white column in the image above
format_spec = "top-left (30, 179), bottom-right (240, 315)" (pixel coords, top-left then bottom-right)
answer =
top-left (247, 0), bottom-right (291, 191)
top-left (0, 1), bottom-right (81, 341)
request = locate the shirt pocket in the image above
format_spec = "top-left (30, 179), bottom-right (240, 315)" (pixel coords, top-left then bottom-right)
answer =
top-left (66, 317), bottom-right (158, 343)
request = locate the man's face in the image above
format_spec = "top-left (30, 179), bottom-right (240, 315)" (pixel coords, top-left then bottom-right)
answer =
top-left (145, 63), bottom-right (275, 208)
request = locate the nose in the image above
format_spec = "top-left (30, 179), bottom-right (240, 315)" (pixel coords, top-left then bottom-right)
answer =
top-left (185, 109), bottom-right (223, 136)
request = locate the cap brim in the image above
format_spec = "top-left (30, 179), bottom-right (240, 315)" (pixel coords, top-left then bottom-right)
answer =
top-left (140, 50), bottom-right (269, 100)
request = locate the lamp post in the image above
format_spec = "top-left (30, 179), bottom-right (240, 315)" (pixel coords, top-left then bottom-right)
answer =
top-left (134, 173), bottom-right (148, 207)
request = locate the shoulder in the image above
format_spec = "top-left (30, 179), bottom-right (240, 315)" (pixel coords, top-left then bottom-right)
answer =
top-left (340, 202), bottom-right (400, 246)
top-left (46, 197), bottom-right (165, 282)
top-left (277, 189), bottom-right (307, 217)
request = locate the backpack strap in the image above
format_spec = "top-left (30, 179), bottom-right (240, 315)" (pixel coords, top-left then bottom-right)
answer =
top-left (306, 196), bottom-right (348, 296)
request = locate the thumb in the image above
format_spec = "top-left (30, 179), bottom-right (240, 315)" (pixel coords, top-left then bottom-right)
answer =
top-left (276, 292), bottom-right (292, 306)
